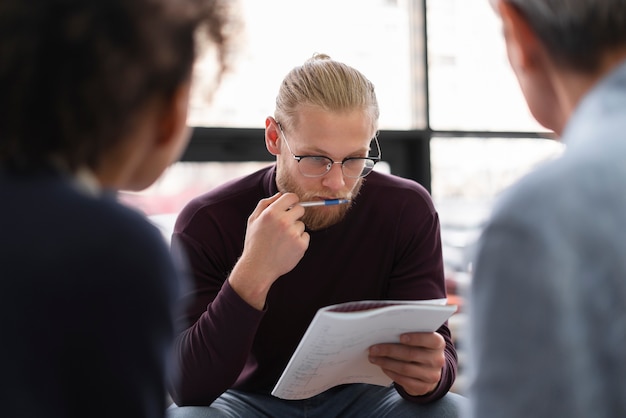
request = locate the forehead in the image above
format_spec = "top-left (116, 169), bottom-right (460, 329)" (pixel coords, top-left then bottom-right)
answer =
top-left (291, 105), bottom-right (376, 146)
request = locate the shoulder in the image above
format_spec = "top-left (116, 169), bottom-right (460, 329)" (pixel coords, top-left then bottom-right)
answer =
top-left (365, 170), bottom-right (430, 192)
top-left (478, 150), bottom-right (612, 268)
top-left (359, 170), bottom-right (436, 214)
top-left (73, 196), bottom-right (180, 316)
top-left (2, 174), bottom-right (176, 295)
top-left (81, 190), bottom-right (166, 247)
top-left (77, 193), bottom-right (175, 278)
top-left (348, 171), bottom-right (440, 239)
top-left (174, 165), bottom-right (273, 232)
top-left (488, 143), bottom-right (617, 230)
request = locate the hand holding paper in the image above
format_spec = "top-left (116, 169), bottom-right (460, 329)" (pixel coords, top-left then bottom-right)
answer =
top-left (271, 300), bottom-right (456, 400)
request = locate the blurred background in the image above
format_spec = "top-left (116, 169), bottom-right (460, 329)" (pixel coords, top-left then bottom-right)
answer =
top-left (118, 0), bottom-right (565, 394)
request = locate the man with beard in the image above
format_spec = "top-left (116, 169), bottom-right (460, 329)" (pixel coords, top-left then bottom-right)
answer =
top-left (167, 54), bottom-right (464, 418)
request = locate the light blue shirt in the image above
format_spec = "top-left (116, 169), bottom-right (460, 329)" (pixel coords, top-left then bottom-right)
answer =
top-left (466, 59), bottom-right (626, 418)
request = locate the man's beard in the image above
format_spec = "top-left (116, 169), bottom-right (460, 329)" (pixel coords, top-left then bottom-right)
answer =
top-left (276, 169), bottom-right (363, 231)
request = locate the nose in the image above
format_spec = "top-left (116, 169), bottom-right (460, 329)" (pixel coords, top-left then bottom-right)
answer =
top-left (321, 162), bottom-right (346, 191)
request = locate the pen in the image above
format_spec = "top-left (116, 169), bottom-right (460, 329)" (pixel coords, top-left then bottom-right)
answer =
top-left (299, 199), bottom-right (350, 207)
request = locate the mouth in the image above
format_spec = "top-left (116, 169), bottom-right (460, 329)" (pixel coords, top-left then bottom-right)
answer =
top-left (319, 195), bottom-right (347, 201)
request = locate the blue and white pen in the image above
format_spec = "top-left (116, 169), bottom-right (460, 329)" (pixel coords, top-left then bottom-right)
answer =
top-left (299, 199), bottom-right (350, 207)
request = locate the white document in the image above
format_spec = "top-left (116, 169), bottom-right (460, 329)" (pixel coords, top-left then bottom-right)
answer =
top-left (271, 299), bottom-right (457, 400)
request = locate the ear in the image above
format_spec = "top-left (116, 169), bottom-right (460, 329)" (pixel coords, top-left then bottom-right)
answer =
top-left (156, 82), bottom-right (192, 149)
top-left (265, 116), bottom-right (282, 156)
top-left (498, 1), bottom-right (543, 73)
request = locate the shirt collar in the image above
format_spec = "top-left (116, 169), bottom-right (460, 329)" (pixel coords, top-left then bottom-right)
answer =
top-left (562, 58), bottom-right (626, 149)
top-left (49, 155), bottom-right (101, 197)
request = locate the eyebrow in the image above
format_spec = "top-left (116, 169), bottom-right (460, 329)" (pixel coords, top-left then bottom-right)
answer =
top-left (296, 144), bottom-right (371, 158)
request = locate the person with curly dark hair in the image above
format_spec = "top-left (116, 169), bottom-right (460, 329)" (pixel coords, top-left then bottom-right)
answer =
top-left (0, 0), bottom-right (239, 417)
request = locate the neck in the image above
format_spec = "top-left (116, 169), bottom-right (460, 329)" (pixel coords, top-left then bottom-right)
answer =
top-left (550, 50), bottom-right (626, 135)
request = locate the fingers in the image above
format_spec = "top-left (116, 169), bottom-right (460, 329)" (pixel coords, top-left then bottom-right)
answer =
top-left (251, 192), bottom-right (305, 223)
top-left (229, 193), bottom-right (309, 310)
top-left (369, 333), bottom-right (445, 368)
top-left (250, 192), bottom-right (285, 219)
top-left (368, 332), bottom-right (446, 396)
top-left (369, 332), bottom-right (445, 355)
top-left (368, 344), bottom-right (443, 396)
top-left (369, 344), bottom-right (445, 372)
top-left (399, 331), bottom-right (446, 350)
top-left (239, 192), bottom-right (310, 280)
top-left (378, 362), bottom-right (442, 396)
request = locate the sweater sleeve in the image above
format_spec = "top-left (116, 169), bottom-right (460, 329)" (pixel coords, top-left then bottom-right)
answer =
top-left (168, 232), bottom-right (265, 406)
top-left (169, 217), bottom-right (264, 406)
top-left (385, 184), bottom-right (457, 403)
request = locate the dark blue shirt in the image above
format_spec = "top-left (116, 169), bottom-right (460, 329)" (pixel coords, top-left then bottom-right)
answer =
top-left (0, 166), bottom-right (179, 418)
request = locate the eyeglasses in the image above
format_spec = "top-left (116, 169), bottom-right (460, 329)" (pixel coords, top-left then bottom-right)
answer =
top-left (278, 124), bottom-right (381, 179)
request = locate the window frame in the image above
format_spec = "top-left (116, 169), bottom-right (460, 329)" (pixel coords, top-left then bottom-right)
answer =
top-left (181, 0), bottom-right (555, 192)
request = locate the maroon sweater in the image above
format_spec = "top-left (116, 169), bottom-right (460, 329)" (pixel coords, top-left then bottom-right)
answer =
top-left (169, 165), bottom-right (456, 406)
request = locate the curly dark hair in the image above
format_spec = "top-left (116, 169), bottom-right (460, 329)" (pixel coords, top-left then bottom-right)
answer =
top-left (0, 0), bottom-right (239, 171)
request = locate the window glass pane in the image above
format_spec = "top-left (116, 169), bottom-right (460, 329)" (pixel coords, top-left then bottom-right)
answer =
top-left (118, 162), bottom-right (272, 240)
top-left (118, 162), bottom-right (270, 215)
top-left (427, 0), bottom-right (543, 131)
top-left (189, 0), bottom-right (422, 130)
top-left (432, 136), bottom-right (564, 378)
top-left (431, 136), bottom-right (564, 272)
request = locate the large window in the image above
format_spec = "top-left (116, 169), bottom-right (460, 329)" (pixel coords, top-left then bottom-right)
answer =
top-left (117, 0), bottom-right (567, 395)
top-left (120, 0), bottom-right (425, 219)
top-left (121, 0), bottom-right (563, 223)
top-left (427, 0), bottom-right (543, 131)
top-left (189, 0), bottom-right (418, 129)
top-left (120, 0), bottom-right (566, 259)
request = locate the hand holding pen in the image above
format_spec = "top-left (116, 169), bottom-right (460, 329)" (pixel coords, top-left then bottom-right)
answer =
top-left (229, 192), bottom-right (310, 310)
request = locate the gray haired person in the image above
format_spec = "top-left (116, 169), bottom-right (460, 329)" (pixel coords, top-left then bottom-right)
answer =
top-left (468, 1), bottom-right (626, 417)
